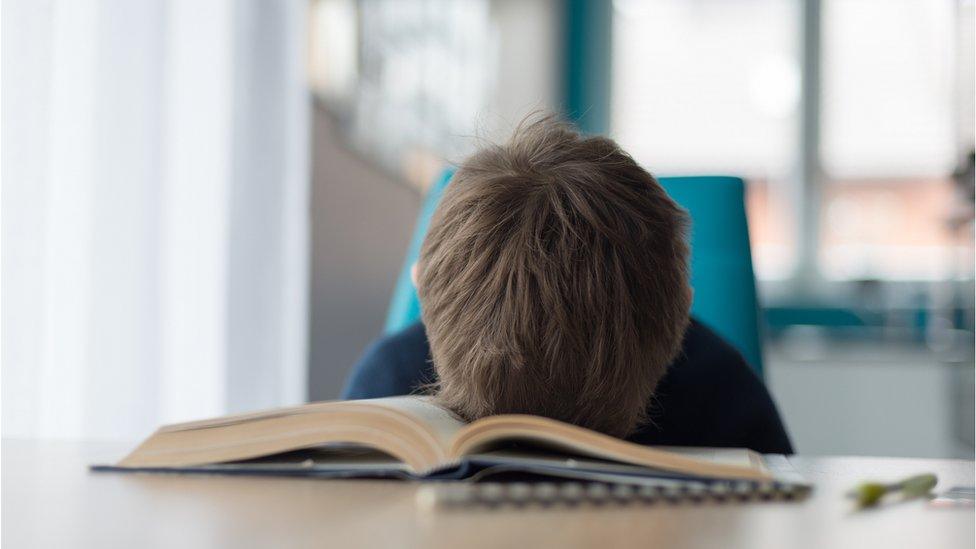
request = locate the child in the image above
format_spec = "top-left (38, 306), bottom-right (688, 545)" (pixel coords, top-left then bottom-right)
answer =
top-left (343, 116), bottom-right (793, 454)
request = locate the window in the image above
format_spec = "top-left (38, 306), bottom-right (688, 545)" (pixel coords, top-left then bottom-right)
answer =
top-left (819, 0), bottom-right (971, 281)
top-left (612, 0), bottom-right (975, 283)
top-left (611, 0), bottom-right (801, 279)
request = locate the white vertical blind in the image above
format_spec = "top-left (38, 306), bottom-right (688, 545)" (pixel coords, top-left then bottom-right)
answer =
top-left (1, 0), bottom-right (310, 439)
top-left (38, 0), bottom-right (100, 437)
top-left (158, 0), bottom-right (235, 426)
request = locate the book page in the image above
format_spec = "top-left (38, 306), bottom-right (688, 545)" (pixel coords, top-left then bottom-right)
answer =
top-left (452, 415), bottom-right (772, 481)
top-left (661, 447), bottom-right (767, 473)
top-left (158, 396), bottom-right (464, 443)
top-left (356, 396), bottom-right (468, 452)
top-left (119, 396), bottom-right (467, 473)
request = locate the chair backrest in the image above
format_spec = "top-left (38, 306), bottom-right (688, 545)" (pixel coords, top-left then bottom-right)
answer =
top-left (657, 176), bottom-right (764, 375)
top-left (384, 168), bottom-right (454, 335)
top-left (384, 169), bottom-right (764, 376)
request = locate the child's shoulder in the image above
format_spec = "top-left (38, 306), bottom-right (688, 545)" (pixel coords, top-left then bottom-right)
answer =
top-left (675, 320), bottom-right (759, 381)
top-left (342, 322), bottom-right (431, 399)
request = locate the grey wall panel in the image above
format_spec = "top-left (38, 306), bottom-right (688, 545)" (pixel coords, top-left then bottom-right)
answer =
top-left (308, 106), bottom-right (421, 400)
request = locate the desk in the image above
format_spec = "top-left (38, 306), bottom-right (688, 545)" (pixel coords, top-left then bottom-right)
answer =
top-left (2, 439), bottom-right (973, 548)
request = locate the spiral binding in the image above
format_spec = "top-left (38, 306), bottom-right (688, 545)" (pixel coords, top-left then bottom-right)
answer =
top-left (417, 480), bottom-right (810, 509)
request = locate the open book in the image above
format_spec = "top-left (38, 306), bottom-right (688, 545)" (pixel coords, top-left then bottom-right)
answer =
top-left (99, 396), bottom-right (787, 484)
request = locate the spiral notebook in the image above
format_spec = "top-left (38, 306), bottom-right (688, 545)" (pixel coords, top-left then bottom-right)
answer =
top-left (416, 453), bottom-right (810, 508)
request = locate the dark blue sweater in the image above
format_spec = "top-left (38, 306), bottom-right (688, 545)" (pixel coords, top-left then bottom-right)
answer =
top-left (342, 319), bottom-right (793, 454)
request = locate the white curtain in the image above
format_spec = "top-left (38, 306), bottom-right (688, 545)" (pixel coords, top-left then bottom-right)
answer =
top-left (2, 0), bottom-right (310, 439)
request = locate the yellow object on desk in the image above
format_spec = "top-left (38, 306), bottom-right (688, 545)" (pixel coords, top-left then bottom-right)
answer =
top-left (849, 473), bottom-right (939, 508)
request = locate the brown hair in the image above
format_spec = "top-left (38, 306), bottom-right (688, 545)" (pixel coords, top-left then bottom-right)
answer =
top-left (417, 115), bottom-right (691, 438)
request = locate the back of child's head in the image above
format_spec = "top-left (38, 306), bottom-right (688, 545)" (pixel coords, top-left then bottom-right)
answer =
top-left (417, 115), bottom-right (691, 437)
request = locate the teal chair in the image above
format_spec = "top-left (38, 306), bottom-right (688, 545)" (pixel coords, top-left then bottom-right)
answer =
top-left (384, 169), bottom-right (765, 376)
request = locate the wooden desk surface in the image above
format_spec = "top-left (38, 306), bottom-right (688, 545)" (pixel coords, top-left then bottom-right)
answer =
top-left (2, 439), bottom-right (973, 549)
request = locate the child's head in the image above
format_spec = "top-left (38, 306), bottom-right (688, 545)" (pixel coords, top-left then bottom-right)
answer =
top-left (417, 115), bottom-right (691, 437)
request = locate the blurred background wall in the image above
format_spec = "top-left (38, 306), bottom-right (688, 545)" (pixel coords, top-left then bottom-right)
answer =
top-left (308, 111), bottom-right (420, 399)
